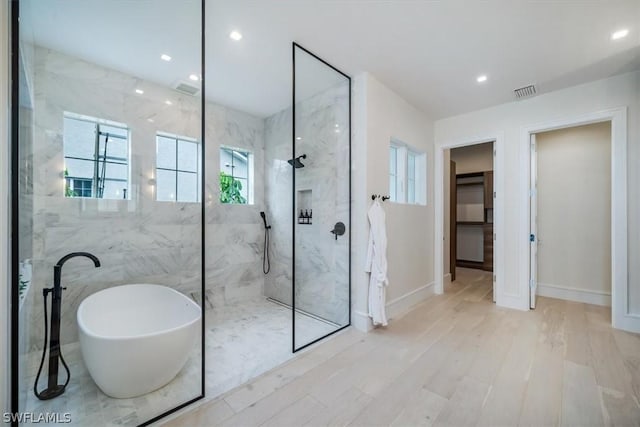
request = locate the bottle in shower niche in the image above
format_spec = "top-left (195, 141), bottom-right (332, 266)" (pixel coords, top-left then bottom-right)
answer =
top-left (299, 209), bottom-right (304, 224)
top-left (304, 210), bottom-right (309, 224)
top-left (309, 209), bottom-right (313, 225)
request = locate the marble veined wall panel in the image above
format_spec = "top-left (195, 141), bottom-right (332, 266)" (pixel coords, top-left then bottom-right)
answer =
top-left (25, 46), bottom-right (264, 349)
top-left (264, 83), bottom-right (350, 325)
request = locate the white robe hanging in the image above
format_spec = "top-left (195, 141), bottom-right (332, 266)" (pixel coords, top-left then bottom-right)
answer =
top-left (365, 199), bottom-right (389, 326)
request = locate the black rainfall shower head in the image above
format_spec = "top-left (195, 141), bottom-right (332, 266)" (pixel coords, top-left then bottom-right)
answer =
top-left (287, 154), bottom-right (307, 168)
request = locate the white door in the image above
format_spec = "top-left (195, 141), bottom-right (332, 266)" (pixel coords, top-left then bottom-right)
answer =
top-left (530, 134), bottom-right (538, 309)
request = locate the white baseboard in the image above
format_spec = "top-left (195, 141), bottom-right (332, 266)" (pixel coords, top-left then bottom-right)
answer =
top-left (352, 310), bottom-right (372, 332)
top-left (443, 273), bottom-right (452, 284)
top-left (537, 283), bottom-right (611, 307)
top-left (352, 282), bottom-right (436, 332)
top-left (387, 281), bottom-right (436, 320)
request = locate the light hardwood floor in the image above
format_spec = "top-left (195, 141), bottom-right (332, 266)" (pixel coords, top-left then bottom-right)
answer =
top-left (163, 268), bottom-right (640, 426)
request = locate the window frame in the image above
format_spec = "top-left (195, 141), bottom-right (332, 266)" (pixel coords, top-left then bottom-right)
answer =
top-left (389, 138), bottom-right (427, 205)
top-left (219, 145), bottom-right (254, 205)
top-left (63, 112), bottom-right (131, 200)
top-left (69, 178), bottom-right (93, 198)
top-left (155, 132), bottom-right (201, 203)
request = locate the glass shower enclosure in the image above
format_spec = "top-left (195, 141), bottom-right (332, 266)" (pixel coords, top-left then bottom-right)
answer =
top-left (292, 44), bottom-right (351, 351)
top-left (10, 1), bottom-right (351, 424)
top-left (11, 0), bottom-right (205, 425)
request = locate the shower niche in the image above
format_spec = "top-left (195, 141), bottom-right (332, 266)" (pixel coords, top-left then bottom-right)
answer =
top-left (297, 189), bottom-right (312, 224)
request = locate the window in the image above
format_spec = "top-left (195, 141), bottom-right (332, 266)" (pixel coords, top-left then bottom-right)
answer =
top-left (64, 114), bottom-right (130, 199)
top-left (407, 152), bottom-right (416, 204)
top-left (389, 146), bottom-right (398, 202)
top-left (389, 140), bottom-right (427, 205)
top-left (220, 147), bottom-right (253, 204)
top-left (68, 178), bottom-right (92, 198)
top-left (156, 134), bottom-right (201, 203)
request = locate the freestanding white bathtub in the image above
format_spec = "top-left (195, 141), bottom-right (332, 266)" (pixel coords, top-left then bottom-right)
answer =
top-left (77, 284), bottom-right (201, 398)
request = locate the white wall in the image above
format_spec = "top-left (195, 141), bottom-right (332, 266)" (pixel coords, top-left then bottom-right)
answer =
top-left (537, 122), bottom-right (611, 303)
top-left (1, 0), bottom-right (10, 415)
top-left (352, 73), bottom-right (435, 331)
top-left (435, 71), bottom-right (639, 313)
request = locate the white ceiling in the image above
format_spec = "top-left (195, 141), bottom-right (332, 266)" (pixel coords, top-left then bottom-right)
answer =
top-left (22, 0), bottom-right (640, 119)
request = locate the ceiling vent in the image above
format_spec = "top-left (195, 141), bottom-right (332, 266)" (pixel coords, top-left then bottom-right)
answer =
top-left (514, 84), bottom-right (537, 100)
top-left (174, 81), bottom-right (200, 96)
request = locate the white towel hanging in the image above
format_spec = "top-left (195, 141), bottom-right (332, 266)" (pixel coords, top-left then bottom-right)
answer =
top-left (365, 199), bottom-right (388, 326)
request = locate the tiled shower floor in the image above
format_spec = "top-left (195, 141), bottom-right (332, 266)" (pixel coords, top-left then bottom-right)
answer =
top-left (205, 297), bottom-right (336, 398)
top-left (22, 298), bottom-right (335, 426)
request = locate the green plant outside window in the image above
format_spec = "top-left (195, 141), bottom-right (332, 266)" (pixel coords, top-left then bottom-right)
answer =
top-left (219, 171), bottom-right (247, 204)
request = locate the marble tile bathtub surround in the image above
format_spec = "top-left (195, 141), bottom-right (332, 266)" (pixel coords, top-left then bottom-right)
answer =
top-left (24, 45), bottom-right (265, 350)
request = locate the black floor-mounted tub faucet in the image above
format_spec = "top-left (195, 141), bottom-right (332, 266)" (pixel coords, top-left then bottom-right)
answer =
top-left (34, 252), bottom-right (101, 400)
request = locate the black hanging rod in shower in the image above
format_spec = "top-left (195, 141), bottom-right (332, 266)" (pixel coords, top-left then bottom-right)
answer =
top-left (371, 194), bottom-right (390, 201)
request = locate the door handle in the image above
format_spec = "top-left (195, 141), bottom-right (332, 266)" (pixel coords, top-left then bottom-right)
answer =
top-left (330, 222), bottom-right (346, 240)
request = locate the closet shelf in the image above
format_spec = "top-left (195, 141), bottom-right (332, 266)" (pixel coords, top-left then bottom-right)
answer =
top-left (457, 221), bottom-right (484, 225)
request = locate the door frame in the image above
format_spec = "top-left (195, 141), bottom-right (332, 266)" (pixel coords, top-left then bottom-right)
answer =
top-left (434, 133), bottom-right (505, 305)
top-left (1, 0), bottom-right (10, 416)
top-left (529, 134), bottom-right (537, 309)
top-left (520, 107), bottom-right (636, 332)
top-left (449, 160), bottom-right (456, 282)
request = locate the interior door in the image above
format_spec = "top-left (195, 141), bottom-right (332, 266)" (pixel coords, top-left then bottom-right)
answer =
top-left (450, 160), bottom-right (457, 282)
top-left (530, 134), bottom-right (538, 309)
top-left (292, 43), bottom-right (351, 351)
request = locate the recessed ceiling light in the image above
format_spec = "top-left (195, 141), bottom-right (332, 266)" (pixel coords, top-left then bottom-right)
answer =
top-left (135, 89), bottom-right (144, 94)
top-left (147, 118), bottom-right (154, 123)
top-left (189, 74), bottom-right (199, 81)
top-left (296, 136), bottom-right (302, 140)
top-left (611, 29), bottom-right (629, 40)
top-left (229, 30), bottom-right (243, 41)
top-left (476, 75), bottom-right (488, 83)
top-left (165, 100), bottom-right (173, 106)
top-left (161, 54), bottom-right (172, 62)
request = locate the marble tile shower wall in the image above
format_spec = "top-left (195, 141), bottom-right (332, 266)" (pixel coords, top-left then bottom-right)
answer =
top-left (264, 84), bottom-right (350, 325)
top-left (24, 46), bottom-right (265, 351)
top-left (264, 109), bottom-right (293, 307)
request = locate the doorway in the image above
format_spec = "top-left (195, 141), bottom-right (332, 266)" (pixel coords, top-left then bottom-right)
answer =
top-left (449, 142), bottom-right (495, 283)
top-left (438, 137), bottom-right (503, 303)
top-left (529, 122), bottom-right (612, 309)
top-left (521, 108), bottom-right (636, 333)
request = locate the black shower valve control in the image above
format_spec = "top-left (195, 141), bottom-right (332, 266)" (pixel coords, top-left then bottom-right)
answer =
top-left (330, 222), bottom-right (346, 240)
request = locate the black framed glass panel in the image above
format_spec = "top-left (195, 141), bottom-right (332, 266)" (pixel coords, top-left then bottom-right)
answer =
top-left (13, 1), bottom-right (205, 425)
top-left (292, 43), bottom-right (351, 351)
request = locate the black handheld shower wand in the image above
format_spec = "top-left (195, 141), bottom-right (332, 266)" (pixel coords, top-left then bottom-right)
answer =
top-left (260, 212), bottom-right (271, 274)
top-left (260, 211), bottom-right (271, 230)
